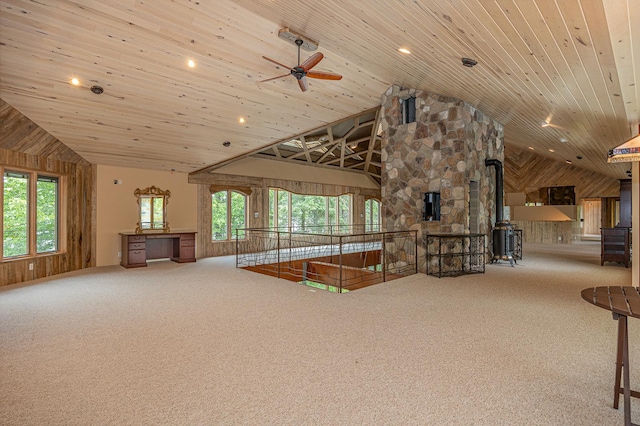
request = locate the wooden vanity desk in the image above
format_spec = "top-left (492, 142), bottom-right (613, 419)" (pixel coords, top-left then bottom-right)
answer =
top-left (120, 232), bottom-right (196, 268)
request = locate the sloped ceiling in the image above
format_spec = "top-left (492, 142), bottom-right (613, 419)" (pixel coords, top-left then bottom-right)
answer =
top-left (0, 0), bottom-right (637, 180)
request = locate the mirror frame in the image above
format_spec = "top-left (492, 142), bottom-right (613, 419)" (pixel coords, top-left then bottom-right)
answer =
top-left (134, 186), bottom-right (171, 234)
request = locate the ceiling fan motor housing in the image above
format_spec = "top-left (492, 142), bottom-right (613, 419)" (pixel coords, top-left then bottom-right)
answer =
top-left (291, 67), bottom-right (306, 79)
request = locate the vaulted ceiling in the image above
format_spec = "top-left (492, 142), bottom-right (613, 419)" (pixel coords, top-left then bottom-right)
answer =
top-left (1, 0), bottom-right (637, 182)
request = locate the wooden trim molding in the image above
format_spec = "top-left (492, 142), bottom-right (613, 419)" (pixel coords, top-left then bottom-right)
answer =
top-left (209, 184), bottom-right (252, 195)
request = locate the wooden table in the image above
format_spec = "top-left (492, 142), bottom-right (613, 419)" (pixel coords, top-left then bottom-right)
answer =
top-left (581, 286), bottom-right (640, 426)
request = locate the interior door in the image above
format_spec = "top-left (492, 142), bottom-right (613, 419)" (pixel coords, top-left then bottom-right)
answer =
top-left (581, 198), bottom-right (601, 236)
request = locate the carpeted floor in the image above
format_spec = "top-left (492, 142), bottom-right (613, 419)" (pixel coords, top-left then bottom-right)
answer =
top-left (0, 242), bottom-right (637, 425)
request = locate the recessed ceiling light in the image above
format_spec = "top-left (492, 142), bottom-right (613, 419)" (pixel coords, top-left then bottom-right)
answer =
top-left (223, 141), bottom-right (231, 147)
top-left (398, 48), bottom-right (411, 55)
top-left (560, 137), bottom-right (568, 143)
top-left (541, 121), bottom-right (550, 127)
top-left (548, 149), bottom-right (555, 153)
top-left (565, 160), bottom-right (572, 164)
top-left (90, 85), bottom-right (104, 95)
top-left (187, 59), bottom-right (196, 68)
top-left (70, 78), bottom-right (80, 86)
top-left (238, 117), bottom-right (246, 124)
top-left (528, 146), bottom-right (535, 150)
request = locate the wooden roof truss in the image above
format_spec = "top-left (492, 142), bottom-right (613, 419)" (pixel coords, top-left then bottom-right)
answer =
top-left (194, 107), bottom-right (382, 186)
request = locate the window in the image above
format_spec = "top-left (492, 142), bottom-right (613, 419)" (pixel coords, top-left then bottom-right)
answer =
top-left (211, 190), bottom-right (247, 241)
top-left (3, 170), bottom-right (60, 259)
top-left (268, 189), bottom-right (352, 232)
top-left (365, 199), bottom-right (381, 232)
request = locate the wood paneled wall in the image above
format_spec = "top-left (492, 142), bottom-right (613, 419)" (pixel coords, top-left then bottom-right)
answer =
top-left (504, 145), bottom-right (620, 201)
top-left (512, 221), bottom-right (575, 245)
top-left (189, 172), bottom-right (380, 258)
top-left (1, 101), bottom-right (96, 286)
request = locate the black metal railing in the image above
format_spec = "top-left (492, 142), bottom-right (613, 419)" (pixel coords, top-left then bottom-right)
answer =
top-left (236, 227), bottom-right (417, 293)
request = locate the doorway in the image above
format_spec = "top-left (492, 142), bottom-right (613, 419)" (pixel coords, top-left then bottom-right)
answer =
top-left (581, 198), bottom-right (601, 239)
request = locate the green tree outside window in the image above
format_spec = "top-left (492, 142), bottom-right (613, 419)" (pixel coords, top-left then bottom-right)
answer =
top-left (268, 189), bottom-right (352, 233)
top-left (211, 190), bottom-right (247, 241)
top-left (3, 170), bottom-right (60, 258)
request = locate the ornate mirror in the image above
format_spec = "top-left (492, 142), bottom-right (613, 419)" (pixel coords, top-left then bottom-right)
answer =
top-left (134, 186), bottom-right (170, 233)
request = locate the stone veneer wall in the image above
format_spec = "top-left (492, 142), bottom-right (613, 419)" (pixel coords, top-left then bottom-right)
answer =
top-left (380, 85), bottom-right (504, 273)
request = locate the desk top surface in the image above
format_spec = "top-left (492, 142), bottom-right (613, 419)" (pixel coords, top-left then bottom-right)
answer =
top-left (120, 231), bottom-right (196, 237)
top-left (581, 286), bottom-right (640, 319)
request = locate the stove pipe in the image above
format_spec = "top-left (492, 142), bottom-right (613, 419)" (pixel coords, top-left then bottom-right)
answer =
top-left (484, 159), bottom-right (503, 223)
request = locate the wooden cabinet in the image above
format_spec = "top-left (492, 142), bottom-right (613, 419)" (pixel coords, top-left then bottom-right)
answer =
top-left (121, 234), bottom-right (147, 268)
top-left (172, 233), bottom-right (196, 263)
top-left (120, 232), bottom-right (196, 268)
top-left (601, 227), bottom-right (630, 268)
top-left (618, 179), bottom-right (632, 228)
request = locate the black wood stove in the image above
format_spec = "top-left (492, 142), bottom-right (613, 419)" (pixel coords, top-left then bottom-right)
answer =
top-left (485, 159), bottom-right (516, 266)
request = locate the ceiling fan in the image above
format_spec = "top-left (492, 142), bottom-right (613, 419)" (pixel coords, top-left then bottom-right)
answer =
top-left (261, 39), bottom-right (343, 92)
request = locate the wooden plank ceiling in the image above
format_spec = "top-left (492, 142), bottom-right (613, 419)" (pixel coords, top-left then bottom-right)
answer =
top-left (0, 0), bottom-right (637, 181)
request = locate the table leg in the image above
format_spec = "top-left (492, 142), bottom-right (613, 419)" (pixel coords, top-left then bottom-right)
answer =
top-left (621, 315), bottom-right (632, 426)
top-left (614, 314), bottom-right (624, 410)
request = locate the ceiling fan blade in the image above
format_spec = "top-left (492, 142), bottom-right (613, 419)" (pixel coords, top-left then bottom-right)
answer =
top-left (298, 76), bottom-right (309, 92)
top-left (306, 70), bottom-right (343, 80)
top-left (300, 52), bottom-right (324, 71)
top-left (259, 74), bottom-right (290, 83)
top-left (262, 56), bottom-right (292, 70)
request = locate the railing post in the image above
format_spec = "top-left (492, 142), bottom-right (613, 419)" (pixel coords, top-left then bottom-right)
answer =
top-left (339, 235), bottom-right (343, 293)
top-left (382, 233), bottom-right (386, 282)
top-left (414, 230), bottom-right (418, 274)
top-left (235, 228), bottom-right (239, 268)
top-left (277, 231), bottom-right (281, 279)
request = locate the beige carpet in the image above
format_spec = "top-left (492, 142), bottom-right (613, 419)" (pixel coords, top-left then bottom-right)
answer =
top-left (0, 242), bottom-right (637, 425)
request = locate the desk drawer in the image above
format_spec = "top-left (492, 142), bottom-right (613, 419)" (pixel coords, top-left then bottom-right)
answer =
top-left (128, 249), bottom-right (146, 265)
top-left (128, 242), bottom-right (146, 250)
top-left (178, 246), bottom-right (195, 262)
top-left (128, 235), bottom-right (146, 243)
top-left (180, 239), bottom-right (195, 247)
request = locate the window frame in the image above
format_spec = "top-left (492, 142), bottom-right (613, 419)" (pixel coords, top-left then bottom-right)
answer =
top-left (211, 189), bottom-right (248, 242)
top-left (269, 188), bottom-right (353, 232)
top-left (365, 198), bottom-right (381, 232)
top-left (2, 167), bottom-right (65, 260)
